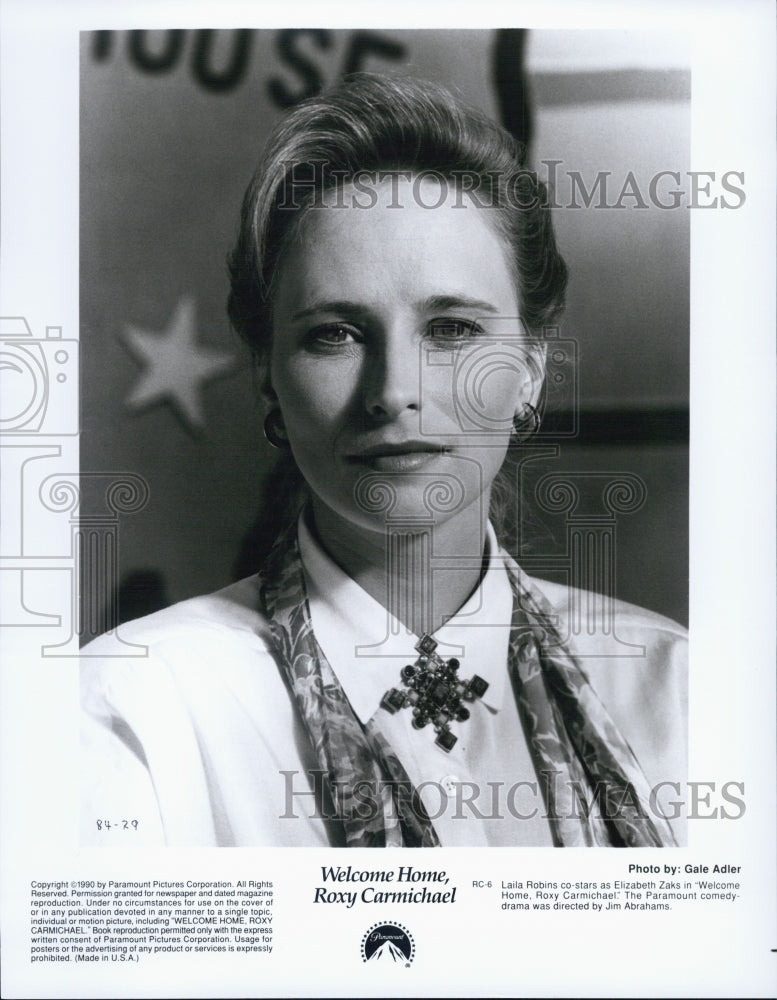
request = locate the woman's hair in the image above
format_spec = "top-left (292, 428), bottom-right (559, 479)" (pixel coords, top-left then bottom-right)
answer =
top-left (228, 72), bottom-right (567, 358)
top-left (227, 72), bottom-right (568, 570)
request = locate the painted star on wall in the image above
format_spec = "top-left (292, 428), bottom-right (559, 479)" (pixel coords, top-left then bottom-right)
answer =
top-left (122, 296), bottom-right (234, 430)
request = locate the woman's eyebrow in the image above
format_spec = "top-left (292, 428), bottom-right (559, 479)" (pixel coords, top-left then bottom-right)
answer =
top-left (420, 294), bottom-right (500, 315)
top-left (290, 300), bottom-right (368, 322)
top-left (291, 295), bottom-right (501, 322)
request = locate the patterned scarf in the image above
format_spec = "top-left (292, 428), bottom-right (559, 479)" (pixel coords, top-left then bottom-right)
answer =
top-left (258, 523), bottom-right (676, 847)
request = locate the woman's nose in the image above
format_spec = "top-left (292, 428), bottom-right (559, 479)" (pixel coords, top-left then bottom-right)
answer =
top-left (362, 334), bottom-right (421, 419)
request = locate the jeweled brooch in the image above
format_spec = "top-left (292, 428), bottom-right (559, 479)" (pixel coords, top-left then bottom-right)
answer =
top-left (380, 633), bottom-right (488, 752)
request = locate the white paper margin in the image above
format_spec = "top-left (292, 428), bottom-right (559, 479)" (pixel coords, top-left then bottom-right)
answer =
top-left (1, 1), bottom-right (775, 998)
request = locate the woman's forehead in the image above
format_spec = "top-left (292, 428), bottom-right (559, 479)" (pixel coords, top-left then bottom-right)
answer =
top-left (274, 175), bottom-right (518, 315)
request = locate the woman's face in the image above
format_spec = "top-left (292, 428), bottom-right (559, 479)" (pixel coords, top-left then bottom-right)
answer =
top-left (270, 176), bottom-right (540, 543)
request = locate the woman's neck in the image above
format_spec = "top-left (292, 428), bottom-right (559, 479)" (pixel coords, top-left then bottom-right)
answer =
top-left (309, 497), bottom-right (491, 636)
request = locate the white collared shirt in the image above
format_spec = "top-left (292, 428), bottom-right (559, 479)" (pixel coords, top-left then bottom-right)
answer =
top-left (299, 518), bottom-right (554, 846)
top-left (81, 525), bottom-right (686, 847)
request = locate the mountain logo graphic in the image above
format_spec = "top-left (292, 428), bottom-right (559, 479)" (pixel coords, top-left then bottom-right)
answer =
top-left (361, 922), bottom-right (415, 966)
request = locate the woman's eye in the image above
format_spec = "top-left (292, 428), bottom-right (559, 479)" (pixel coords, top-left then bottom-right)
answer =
top-left (308, 323), bottom-right (360, 347)
top-left (428, 318), bottom-right (484, 343)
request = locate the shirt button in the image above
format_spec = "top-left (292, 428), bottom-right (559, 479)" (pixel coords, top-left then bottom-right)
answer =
top-left (440, 775), bottom-right (461, 797)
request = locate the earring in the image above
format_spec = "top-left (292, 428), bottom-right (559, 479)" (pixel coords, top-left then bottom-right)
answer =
top-left (511, 402), bottom-right (541, 442)
top-left (263, 408), bottom-right (291, 450)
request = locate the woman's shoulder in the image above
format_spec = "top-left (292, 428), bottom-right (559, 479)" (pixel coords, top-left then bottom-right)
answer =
top-left (79, 577), bottom-right (310, 847)
top-left (80, 575), bottom-right (281, 709)
top-left (522, 572), bottom-right (687, 713)
top-left (527, 574), bottom-right (687, 645)
top-left (83, 576), bottom-right (271, 654)
top-left (522, 573), bottom-right (687, 707)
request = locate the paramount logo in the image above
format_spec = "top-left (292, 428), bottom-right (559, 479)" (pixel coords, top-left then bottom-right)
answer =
top-left (367, 939), bottom-right (408, 963)
top-left (361, 922), bottom-right (414, 966)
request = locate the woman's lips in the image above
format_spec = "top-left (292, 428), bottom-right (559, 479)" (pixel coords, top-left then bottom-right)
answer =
top-left (347, 442), bottom-right (448, 473)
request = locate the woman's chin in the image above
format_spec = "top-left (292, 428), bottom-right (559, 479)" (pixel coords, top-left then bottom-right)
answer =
top-left (310, 484), bottom-right (486, 542)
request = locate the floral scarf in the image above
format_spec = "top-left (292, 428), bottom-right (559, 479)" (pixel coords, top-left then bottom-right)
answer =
top-left (258, 524), bottom-right (675, 847)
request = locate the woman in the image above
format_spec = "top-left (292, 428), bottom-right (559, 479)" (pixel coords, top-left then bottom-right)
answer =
top-left (81, 74), bottom-right (686, 848)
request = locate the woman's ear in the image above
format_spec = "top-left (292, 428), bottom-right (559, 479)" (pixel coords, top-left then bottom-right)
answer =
top-left (257, 359), bottom-right (276, 410)
top-left (510, 343), bottom-right (546, 442)
top-left (516, 342), bottom-right (547, 415)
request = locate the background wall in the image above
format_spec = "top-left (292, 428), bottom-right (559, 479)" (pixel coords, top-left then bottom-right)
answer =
top-left (80, 28), bottom-right (689, 632)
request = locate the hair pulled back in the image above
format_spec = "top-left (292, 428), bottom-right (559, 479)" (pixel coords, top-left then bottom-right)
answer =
top-left (228, 72), bottom-right (567, 360)
top-left (228, 73), bottom-right (568, 571)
